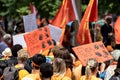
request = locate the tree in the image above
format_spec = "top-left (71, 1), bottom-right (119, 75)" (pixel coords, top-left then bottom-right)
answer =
top-left (82, 0), bottom-right (120, 17)
top-left (0, 0), bottom-right (62, 19)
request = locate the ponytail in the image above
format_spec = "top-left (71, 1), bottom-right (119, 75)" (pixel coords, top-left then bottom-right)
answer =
top-left (85, 65), bottom-right (91, 80)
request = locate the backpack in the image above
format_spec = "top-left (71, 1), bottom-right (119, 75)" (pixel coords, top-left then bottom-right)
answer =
top-left (3, 66), bottom-right (22, 80)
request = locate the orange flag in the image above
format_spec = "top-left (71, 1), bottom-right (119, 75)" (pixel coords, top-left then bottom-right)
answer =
top-left (50, 0), bottom-right (79, 43)
top-left (77, 0), bottom-right (98, 45)
top-left (114, 16), bottom-right (120, 44)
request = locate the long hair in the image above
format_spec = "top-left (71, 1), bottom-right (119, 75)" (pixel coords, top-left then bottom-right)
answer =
top-left (53, 58), bottom-right (66, 76)
top-left (53, 48), bottom-right (73, 70)
top-left (85, 58), bottom-right (98, 80)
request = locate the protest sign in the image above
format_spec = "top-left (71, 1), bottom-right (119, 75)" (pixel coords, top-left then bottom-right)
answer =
top-left (48, 24), bottom-right (62, 43)
top-left (13, 33), bottom-right (27, 48)
top-left (24, 26), bottom-right (54, 57)
top-left (23, 13), bottom-right (37, 32)
top-left (72, 41), bottom-right (113, 66)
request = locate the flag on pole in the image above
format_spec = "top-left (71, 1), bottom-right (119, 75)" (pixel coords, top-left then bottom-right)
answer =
top-left (114, 16), bottom-right (120, 44)
top-left (50, 0), bottom-right (79, 43)
top-left (30, 3), bottom-right (38, 16)
top-left (77, 0), bottom-right (98, 45)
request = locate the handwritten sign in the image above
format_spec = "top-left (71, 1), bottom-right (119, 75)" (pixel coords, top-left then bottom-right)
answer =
top-left (72, 41), bottom-right (113, 66)
top-left (24, 26), bottom-right (54, 57)
top-left (23, 13), bottom-right (37, 32)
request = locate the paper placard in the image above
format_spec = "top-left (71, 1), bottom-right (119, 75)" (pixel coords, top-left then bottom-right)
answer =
top-left (13, 33), bottom-right (27, 48)
top-left (72, 41), bottom-right (113, 66)
top-left (23, 13), bottom-right (37, 32)
top-left (48, 24), bottom-right (62, 42)
top-left (24, 26), bottom-right (54, 57)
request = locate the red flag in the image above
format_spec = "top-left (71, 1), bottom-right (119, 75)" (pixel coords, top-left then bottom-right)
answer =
top-left (114, 16), bottom-right (120, 44)
top-left (77, 0), bottom-right (98, 45)
top-left (30, 3), bottom-right (38, 15)
top-left (89, 0), bottom-right (98, 22)
top-left (50, 0), bottom-right (79, 43)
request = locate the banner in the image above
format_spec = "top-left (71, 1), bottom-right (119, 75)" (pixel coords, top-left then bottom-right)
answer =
top-left (24, 26), bottom-right (54, 57)
top-left (72, 41), bottom-right (113, 66)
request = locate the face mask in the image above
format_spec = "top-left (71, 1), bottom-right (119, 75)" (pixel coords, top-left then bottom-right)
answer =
top-left (7, 39), bottom-right (12, 43)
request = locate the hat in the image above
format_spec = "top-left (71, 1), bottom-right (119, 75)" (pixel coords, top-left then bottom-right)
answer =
top-left (2, 48), bottom-right (12, 56)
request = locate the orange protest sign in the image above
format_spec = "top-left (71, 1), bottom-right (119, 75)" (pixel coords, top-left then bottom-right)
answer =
top-left (24, 26), bottom-right (54, 57)
top-left (72, 41), bottom-right (113, 66)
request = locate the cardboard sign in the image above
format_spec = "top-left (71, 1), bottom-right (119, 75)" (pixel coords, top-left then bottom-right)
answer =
top-left (24, 26), bottom-right (54, 57)
top-left (72, 41), bottom-right (113, 66)
top-left (23, 13), bottom-right (37, 32)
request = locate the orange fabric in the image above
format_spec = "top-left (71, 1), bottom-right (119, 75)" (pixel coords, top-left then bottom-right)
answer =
top-left (51, 0), bottom-right (76, 44)
top-left (51, 0), bottom-right (76, 29)
top-left (80, 75), bottom-right (101, 80)
top-left (74, 60), bottom-right (81, 67)
top-left (77, 0), bottom-right (98, 45)
top-left (42, 49), bottom-right (53, 56)
top-left (89, 0), bottom-right (98, 22)
top-left (18, 69), bottom-right (29, 80)
top-left (36, 18), bottom-right (41, 26)
top-left (73, 63), bottom-right (82, 80)
top-left (114, 16), bottom-right (120, 44)
top-left (65, 68), bottom-right (72, 78)
top-left (22, 73), bottom-right (40, 80)
top-left (51, 75), bottom-right (71, 80)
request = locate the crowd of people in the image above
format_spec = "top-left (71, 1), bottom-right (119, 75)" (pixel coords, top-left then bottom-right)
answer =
top-left (0, 14), bottom-right (120, 80)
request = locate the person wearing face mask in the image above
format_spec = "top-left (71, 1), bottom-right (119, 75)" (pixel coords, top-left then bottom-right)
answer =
top-left (3, 34), bottom-right (13, 48)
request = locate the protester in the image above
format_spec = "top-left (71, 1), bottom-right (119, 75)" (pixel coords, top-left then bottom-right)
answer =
top-left (109, 56), bottom-right (120, 80)
top-left (0, 60), bottom-right (7, 80)
top-left (80, 58), bottom-right (101, 80)
top-left (51, 58), bottom-right (71, 80)
top-left (15, 49), bottom-right (29, 80)
top-left (53, 47), bottom-right (73, 78)
top-left (104, 49), bottom-right (120, 80)
top-left (3, 34), bottom-right (13, 48)
top-left (100, 16), bottom-right (114, 47)
top-left (22, 54), bottom-right (46, 80)
top-left (0, 30), bottom-right (8, 54)
top-left (11, 44), bottom-right (23, 57)
top-left (40, 63), bottom-right (53, 80)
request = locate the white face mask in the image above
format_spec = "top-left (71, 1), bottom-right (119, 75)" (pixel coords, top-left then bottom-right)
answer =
top-left (7, 39), bottom-right (12, 43)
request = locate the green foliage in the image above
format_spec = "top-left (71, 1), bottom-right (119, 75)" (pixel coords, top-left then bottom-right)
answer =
top-left (82, 0), bottom-right (120, 16)
top-left (16, 6), bottom-right (31, 17)
top-left (31, 0), bottom-right (62, 18)
top-left (0, 0), bottom-right (61, 19)
top-left (1, 0), bottom-right (120, 19)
